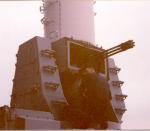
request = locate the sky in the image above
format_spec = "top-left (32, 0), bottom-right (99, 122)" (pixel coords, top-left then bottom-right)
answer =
top-left (0, 0), bottom-right (150, 129)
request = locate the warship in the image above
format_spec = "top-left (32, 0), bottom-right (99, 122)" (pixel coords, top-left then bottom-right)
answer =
top-left (0, 0), bottom-right (134, 129)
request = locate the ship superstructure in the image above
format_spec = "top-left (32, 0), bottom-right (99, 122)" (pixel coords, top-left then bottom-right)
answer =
top-left (0, 0), bottom-right (134, 129)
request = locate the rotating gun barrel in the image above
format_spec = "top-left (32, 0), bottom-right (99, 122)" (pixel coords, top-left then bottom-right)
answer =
top-left (103, 40), bottom-right (135, 58)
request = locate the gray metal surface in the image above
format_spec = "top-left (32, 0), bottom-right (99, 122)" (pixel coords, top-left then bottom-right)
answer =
top-left (107, 58), bottom-right (127, 129)
top-left (10, 36), bottom-right (67, 112)
top-left (1, 36), bottom-right (128, 130)
top-left (41, 0), bottom-right (95, 43)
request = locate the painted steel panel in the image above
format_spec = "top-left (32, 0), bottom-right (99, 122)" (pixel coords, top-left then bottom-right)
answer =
top-left (42, 0), bottom-right (95, 43)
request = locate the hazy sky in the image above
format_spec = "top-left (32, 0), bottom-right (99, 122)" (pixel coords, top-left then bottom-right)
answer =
top-left (0, 1), bottom-right (150, 129)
